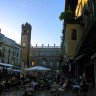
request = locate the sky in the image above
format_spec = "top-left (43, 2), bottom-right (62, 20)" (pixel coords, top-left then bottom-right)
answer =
top-left (0, 0), bottom-right (64, 46)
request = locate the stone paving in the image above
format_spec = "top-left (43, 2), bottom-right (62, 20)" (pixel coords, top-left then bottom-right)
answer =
top-left (1, 88), bottom-right (24, 96)
top-left (34, 90), bottom-right (52, 96)
top-left (87, 88), bottom-right (96, 96)
top-left (1, 87), bottom-right (96, 96)
top-left (0, 88), bottom-right (52, 96)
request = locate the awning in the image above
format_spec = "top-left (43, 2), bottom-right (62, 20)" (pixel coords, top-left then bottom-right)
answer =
top-left (75, 53), bottom-right (86, 61)
top-left (12, 69), bottom-right (21, 72)
top-left (23, 66), bottom-right (51, 71)
top-left (74, 53), bottom-right (91, 64)
top-left (0, 62), bottom-right (13, 67)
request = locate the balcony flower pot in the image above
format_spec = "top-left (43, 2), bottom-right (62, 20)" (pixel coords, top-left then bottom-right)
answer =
top-left (59, 9), bottom-right (74, 21)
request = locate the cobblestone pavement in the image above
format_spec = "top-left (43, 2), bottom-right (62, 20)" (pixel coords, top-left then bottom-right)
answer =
top-left (34, 90), bottom-right (52, 96)
top-left (0, 88), bottom-right (52, 96)
top-left (87, 88), bottom-right (96, 96)
top-left (1, 87), bottom-right (96, 96)
top-left (1, 87), bottom-right (24, 96)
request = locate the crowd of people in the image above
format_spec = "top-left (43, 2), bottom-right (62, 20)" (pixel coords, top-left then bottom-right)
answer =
top-left (50, 72), bottom-right (90, 96)
top-left (22, 72), bottom-right (55, 95)
top-left (0, 76), bottom-right (21, 94)
top-left (21, 71), bottom-right (91, 96)
top-left (0, 70), bottom-right (93, 96)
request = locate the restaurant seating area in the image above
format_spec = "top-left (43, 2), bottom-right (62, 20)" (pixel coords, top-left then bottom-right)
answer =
top-left (0, 63), bottom-right (21, 94)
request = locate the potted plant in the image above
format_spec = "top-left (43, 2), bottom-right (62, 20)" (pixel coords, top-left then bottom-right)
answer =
top-left (59, 9), bottom-right (74, 21)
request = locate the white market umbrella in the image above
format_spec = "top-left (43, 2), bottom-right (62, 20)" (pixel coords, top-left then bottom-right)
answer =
top-left (0, 62), bottom-right (13, 67)
top-left (23, 65), bottom-right (51, 71)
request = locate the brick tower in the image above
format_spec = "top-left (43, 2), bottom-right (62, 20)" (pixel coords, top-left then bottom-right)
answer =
top-left (21, 22), bottom-right (32, 67)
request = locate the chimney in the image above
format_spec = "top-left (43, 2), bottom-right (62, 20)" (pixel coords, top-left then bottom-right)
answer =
top-left (42, 44), bottom-right (44, 47)
top-left (48, 44), bottom-right (49, 47)
top-left (36, 44), bottom-right (37, 47)
top-left (54, 43), bottom-right (55, 47)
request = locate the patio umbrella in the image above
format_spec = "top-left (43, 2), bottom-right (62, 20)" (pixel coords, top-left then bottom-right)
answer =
top-left (23, 65), bottom-right (51, 71)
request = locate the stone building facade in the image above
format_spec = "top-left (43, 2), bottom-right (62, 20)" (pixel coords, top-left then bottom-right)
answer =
top-left (62, 0), bottom-right (96, 87)
top-left (30, 44), bottom-right (61, 71)
top-left (0, 32), bottom-right (23, 67)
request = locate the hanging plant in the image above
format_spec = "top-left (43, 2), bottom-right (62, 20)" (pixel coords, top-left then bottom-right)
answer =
top-left (59, 9), bottom-right (74, 21)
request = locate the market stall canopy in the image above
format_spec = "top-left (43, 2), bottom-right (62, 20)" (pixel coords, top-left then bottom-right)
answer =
top-left (0, 62), bottom-right (13, 67)
top-left (23, 66), bottom-right (51, 71)
top-left (12, 69), bottom-right (21, 72)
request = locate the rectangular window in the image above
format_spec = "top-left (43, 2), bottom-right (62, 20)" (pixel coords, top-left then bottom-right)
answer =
top-left (23, 43), bottom-right (26, 47)
top-left (50, 62), bottom-right (52, 66)
top-left (71, 29), bottom-right (77, 40)
top-left (57, 62), bottom-right (59, 66)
